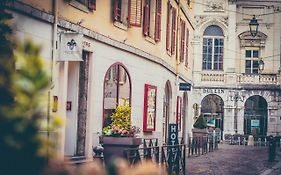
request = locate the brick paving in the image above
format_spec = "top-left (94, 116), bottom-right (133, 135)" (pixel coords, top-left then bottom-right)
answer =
top-left (186, 144), bottom-right (281, 175)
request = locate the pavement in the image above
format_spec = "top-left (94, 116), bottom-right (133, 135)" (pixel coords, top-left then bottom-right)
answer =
top-left (186, 144), bottom-right (281, 175)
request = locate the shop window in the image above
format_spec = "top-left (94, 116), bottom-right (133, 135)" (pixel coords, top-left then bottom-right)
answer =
top-left (166, 2), bottom-right (176, 54)
top-left (143, 0), bottom-right (162, 41)
top-left (202, 25), bottom-right (224, 70)
top-left (103, 63), bottom-right (131, 127)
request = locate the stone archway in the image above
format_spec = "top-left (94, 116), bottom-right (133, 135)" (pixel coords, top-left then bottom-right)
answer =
top-left (201, 94), bottom-right (224, 139)
top-left (244, 95), bottom-right (268, 136)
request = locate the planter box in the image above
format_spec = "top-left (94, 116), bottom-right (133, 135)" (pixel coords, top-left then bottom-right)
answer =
top-left (192, 128), bottom-right (208, 138)
top-left (99, 136), bottom-right (142, 164)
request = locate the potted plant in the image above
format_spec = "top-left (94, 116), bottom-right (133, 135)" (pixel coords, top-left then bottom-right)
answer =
top-left (192, 114), bottom-right (208, 138)
top-left (100, 100), bottom-right (141, 164)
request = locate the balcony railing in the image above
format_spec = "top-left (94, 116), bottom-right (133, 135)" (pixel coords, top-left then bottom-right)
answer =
top-left (237, 74), bottom-right (277, 85)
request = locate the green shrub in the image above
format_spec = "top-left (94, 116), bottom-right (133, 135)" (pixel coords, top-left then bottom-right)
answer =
top-left (193, 114), bottom-right (208, 129)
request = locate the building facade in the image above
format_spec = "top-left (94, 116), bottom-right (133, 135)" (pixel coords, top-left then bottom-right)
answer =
top-left (8, 0), bottom-right (195, 160)
top-left (192, 0), bottom-right (281, 138)
top-left (7, 0), bottom-right (281, 162)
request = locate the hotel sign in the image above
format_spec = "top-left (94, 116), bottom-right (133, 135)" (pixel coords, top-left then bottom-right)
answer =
top-left (59, 32), bottom-right (83, 61)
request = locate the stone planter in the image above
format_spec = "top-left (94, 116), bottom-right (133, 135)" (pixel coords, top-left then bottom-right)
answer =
top-left (192, 128), bottom-right (208, 138)
top-left (99, 136), bottom-right (142, 164)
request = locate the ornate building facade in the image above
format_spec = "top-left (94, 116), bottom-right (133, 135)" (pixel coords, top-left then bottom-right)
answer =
top-left (192, 0), bottom-right (281, 138)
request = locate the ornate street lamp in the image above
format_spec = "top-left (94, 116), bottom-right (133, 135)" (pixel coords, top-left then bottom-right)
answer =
top-left (249, 15), bottom-right (259, 37)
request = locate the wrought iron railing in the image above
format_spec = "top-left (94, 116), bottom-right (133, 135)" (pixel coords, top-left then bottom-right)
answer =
top-left (124, 144), bottom-right (186, 175)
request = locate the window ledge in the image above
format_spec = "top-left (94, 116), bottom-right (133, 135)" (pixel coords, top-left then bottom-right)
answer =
top-left (69, 1), bottom-right (90, 13)
top-left (113, 21), bottom-right (128, 31)
top-left (145, 36), bottom-right (156, 45)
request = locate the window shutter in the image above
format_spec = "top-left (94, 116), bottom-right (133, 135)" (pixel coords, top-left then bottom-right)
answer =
top-left (143, 0), bottom-right (149, 36)
top-left (113, 0), bottom-right (121, 21)
top-left (130, 0), bottom-right (142, 27)
top-left (171, 7), bottom-right (176, 55)
top-left (166, 2), bottom-right (171, 51)
top-left (180, 19), bottom-right (185, 63)
top-left (154, 0), bottom-right (162, 42)
top-left (185, 27), bottom-right (189, 67)
top-left (88, 0), bottom-right (96, 11)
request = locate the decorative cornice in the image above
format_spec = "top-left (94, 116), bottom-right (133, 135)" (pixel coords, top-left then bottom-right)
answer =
top-left (238, 31), bottom-right (267, 47)
top-left (194, 15), bottom-right (229, 28)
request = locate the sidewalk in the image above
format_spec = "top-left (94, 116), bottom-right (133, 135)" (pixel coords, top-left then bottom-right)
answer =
top-left (186, 144), bottom-right (281, 175)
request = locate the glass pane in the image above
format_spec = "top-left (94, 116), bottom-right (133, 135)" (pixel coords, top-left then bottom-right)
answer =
top-left (246, 50), bottom-right (251, 57)
top-left (246, 60), bottom-right (251, 68)
top-left (253, 50), bottom-right (259, 58)
top-left (253, 60), bottom-right (259, 73)
top-left (103, 65), bottom-right (118, 127)
top-left (203, 25), bottom-right (224, 36)
top-left (118, 66), bottom-right (130, 106)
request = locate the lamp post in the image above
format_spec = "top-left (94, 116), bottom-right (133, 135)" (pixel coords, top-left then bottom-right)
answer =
top-left (249, 15), bottom-right (259, 37)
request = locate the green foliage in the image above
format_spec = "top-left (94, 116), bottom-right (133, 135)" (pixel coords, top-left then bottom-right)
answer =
top-left (102, 100), bottom-right (139, 137)
top-left (0, 5), bottom-right (50, 173)
top-left (193, 114), bottom-right (208, 129)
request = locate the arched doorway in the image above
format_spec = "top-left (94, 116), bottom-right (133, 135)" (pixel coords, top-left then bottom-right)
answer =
top-left (201, 94), bottom-right (224, 139)
top-left (162, 81), bottom-right (172, 143)
top-left (244, 95), bottom-right (268, 136)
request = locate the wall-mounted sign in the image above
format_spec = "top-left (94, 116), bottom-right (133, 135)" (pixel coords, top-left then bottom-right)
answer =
top-left (203, 88), bottom-right (225, 94)
top-left (251, 119), bottom-right (260, 128)
top-left (179, 83), bottom-right (191, 91)
top-left (58, 32), bottom-right (83, 61)
top-left (143, 84), bottom-right (157, 132)
top-left (168, 124), bottom-right (178, 146)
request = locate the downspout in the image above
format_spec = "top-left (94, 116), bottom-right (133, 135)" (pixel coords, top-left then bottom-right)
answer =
top-left (47, 0), bottom-right (58, 158)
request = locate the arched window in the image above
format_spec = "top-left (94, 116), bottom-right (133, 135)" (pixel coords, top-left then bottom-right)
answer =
top-left (103, 63), bottom-right (131, 127)
top-left (202, 25), bottom-right (224, 70)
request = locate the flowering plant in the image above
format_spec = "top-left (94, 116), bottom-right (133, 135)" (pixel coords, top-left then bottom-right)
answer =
top-left (102, 100), bottom-right (140, 137)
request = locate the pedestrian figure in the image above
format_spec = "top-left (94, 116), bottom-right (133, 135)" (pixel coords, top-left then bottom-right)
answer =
top-left (268, 136), bottom-right (276, 162)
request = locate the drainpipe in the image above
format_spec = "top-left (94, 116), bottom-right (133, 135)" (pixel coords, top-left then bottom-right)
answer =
top-left (47, 0), bottom-right (58, 158)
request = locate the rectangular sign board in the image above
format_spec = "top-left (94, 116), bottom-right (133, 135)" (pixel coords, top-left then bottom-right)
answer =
top-left (179, 83), bottom-right (191, 91)
top-left (168, 124), bottom-right (178, 146)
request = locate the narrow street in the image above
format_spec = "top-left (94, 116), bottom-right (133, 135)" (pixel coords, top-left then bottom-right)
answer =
top-left (186, 144), bottom-right (281, 175)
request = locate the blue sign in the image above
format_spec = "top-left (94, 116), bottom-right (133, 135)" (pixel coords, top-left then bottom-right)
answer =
top-left (179, 83), bottom-right (191, 91)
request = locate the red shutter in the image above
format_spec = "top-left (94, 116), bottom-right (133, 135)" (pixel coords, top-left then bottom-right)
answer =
top-left (180, 20), bottom-right (185, 63)
top-left (129, 0), bottom-right (142, 27)
top-left (154, 0), bottom-right (162, 42)
top-left (88, 0), bottom-right (96, 11)
top-left (113, 0), bottom-right (121, 21)
top-left (185, 27), bottom-right (189, 67)
top-left (171, 7), bottom-right (176, 55)
top-left (166, 2), bottom-right (171, 51)
top-left (143, 0), bottom-right (149, 36)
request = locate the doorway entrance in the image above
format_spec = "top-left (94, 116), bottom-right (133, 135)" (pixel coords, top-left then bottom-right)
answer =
top-left (244, 95), bottom-right (267, 136)
top-left (201, 94), bottom-right (224, 139)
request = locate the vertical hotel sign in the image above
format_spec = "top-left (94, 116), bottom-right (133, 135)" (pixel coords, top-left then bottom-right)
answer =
top-left (59, 32), bottom-right (83, 61)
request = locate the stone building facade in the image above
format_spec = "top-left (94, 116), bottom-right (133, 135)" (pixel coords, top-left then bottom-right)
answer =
top-left (192, 0), bottom-right (281, 138)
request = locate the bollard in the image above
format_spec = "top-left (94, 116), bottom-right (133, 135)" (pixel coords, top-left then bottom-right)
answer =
top-left (258, 138), bottom-right (261, 147)
top-left (238, 137), bottom-right (241, 146)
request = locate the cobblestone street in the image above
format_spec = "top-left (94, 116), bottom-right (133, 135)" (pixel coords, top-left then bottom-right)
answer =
top-left (186, 144), bottom-right (281, 175)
